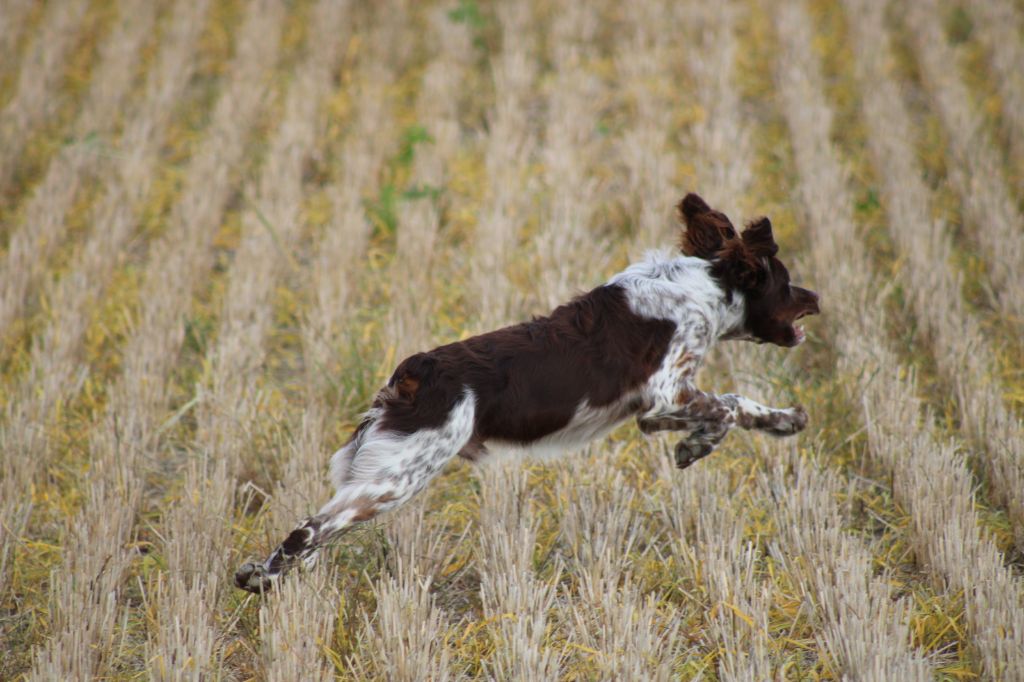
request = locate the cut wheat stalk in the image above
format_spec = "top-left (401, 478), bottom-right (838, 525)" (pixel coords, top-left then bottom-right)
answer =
top-left (185, 0), bottom-right (355, 673)
top-left (195, 0), bottom-right (349, 480)
top-left (467, 5), bottom-right (564, 676)
top-left (140, 1), bottom-right (299, 675)
top-left (477, 463), bottom-right (565, 679)
top-left (8, 0), bottom-right (208, 434)
top-left (0, 0), bottom-right (153, 342)
top-left (900, 0), bottom-right (1024, 325)
top-left (844, 0), bottom-right (1024, 552)
top-left (0, 0), bottom-right (203, 618)
top-left (533, 2), bottom-right (607, 311)
top-left (684, 6), bottom-right (786, 675)
top-left (0, 0), bottom-right (89, 193)
top-left (763, 459), bottom-right (932, 680)
top-left (113, 0), bottom-right (282, 449)
top-left (558, 456), bottom-right (641, 591)
top-left (0, 0), bottom-right (210, 596)
top-left (776, 3), bottom-right (1024, 677)
top-left (560, 453), bottom-right (682, 679)
top-left (301, 55), bottom-right (395, 409)
top-left (341, 10), bottom-right (474, 672)
top-left (679, 1), bottom-right (750, 220)
top-left (690, 468), bottom-right (776, 680)
top-left (469, 0), bottom-right (539, 328)
top-left (386, 6), bottom-right (472, 363)
top-left (263, 7), bottom-right (422, 677)
top-left (963, 0), bottom-right (1024, 193)
top-left (34, 0), bottom-right (285, 672)
top-left (862, 376), bottom-right (1024, 680)
top-left (565, 576), bottom-right (680, 681)
top-left (7, 0), bottom-right (1024, 676)
top-left (348, 557), bottom-right (456, 681)
top-left (260, 563), bottom-right (339, 682)
top-left (538, 3), bottom-right (677, 672)
top-left (41, 0), bottom-right (288, 675)
top-left (26, 476), bottom-right (141, 681)
top-left (616, 2), bottom-right (677, 250)
top-left (647, 5), bottom-right (779, 678)
top-left (0, 0), bottom-right (37, 91)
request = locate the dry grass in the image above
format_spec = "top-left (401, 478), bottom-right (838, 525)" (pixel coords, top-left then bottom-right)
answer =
top-left (777, 2), bottom-right (1023, 677)
top-left (847, 0), bottom-right (1024, 553)
top-left (0, 0), bottom-right (90, 194)
top-left (0, 0), bottom-right (153, 339)
top-left (0, 1), bottom-right (38, 87)
top-left (2, 0), bottom-right (1023, 679)
top-left (469, 2), bottom-right (539, 328)
top-left (903, 0), bottom-right (1024, 327)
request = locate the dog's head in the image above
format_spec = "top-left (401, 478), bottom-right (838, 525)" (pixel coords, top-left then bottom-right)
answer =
top-left (678, 192), bottom-right (819, 347)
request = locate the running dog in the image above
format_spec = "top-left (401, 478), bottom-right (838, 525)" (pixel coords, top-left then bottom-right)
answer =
top-left (235, 192), bottom-right (820, 593)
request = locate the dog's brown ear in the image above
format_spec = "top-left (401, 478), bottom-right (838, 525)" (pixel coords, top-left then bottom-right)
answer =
top-left (678, 192), bottom-right (737, 259)
top-left (741, 217), bottom-right (779, 257)
top-left (714, 214), bottom-right (774, 292)
top-left (715, 238), bottom-right (765, 290)
top-left (679, 192), bottom-right (711, 219)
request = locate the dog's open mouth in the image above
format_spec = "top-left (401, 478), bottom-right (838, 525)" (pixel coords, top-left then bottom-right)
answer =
top-left (791, 308), bottom-right (816, 345)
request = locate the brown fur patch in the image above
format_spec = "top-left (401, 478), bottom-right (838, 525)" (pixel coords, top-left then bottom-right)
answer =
top-left (674, 351), bottom-right (696, 372)
top-left (379, 285), bottom-right (676, 443)
top-left (395, 375), bottom-right (419, 400)
top-left (456, 439), bottom-right (488, 462)
top-left (349, 492), bottom-right (399, 523)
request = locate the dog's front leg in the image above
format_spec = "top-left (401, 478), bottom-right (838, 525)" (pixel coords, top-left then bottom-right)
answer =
top-left (637, 389), bottom-right (735, 468)
top-left (637, 388), bottom-right (807, 468)
top-left (725, 394), bottom-right (808, 436)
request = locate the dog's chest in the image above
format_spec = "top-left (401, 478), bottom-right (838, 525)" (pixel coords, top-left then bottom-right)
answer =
top-left (642, 322), bottom-right (710, 409)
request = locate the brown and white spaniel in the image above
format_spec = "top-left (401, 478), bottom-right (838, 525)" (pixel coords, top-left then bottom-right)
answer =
top-left (235, 192), bottom-right (820, 593)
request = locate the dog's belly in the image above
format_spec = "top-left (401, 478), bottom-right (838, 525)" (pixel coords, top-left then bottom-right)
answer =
top-left (481, 393), bottom-right (646, 461)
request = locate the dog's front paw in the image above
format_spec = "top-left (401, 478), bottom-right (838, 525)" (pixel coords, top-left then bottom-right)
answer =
top-left (674, 439), bottom-right (714, 469)
top-left (765, 405), bottom-right (808, 437)
top-left (234, 561), bottom-right (274, 594)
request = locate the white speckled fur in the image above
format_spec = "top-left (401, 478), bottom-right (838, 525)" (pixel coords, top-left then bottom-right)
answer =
top-left (609, 250), bottom-right (745, 417)
top-left (608, 249), bottom-right (744, 331)
top-left (324, 390), bottom-right (477, 524)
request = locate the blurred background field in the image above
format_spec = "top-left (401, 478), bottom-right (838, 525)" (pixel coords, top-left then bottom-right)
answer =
top-left (1, 0), bottom-right (1023, 679)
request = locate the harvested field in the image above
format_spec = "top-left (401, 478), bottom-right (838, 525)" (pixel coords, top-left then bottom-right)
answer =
top-left (1, 0), bottom-right (1023, 679)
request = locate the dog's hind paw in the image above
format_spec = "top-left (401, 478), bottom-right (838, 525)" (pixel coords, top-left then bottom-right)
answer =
top-left (234, 561), bottom-right (275, 594)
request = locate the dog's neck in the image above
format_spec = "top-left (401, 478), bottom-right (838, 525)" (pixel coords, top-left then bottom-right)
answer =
top-left (683, 257), bottom-right (748, 342)
top-left (711, 285), bottom-right (748, 342)
top-left (609, 251), bottom-right (747, 343)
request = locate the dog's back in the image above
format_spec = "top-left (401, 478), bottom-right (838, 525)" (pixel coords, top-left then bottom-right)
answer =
top-left (381, 283), bottom-right (676, 448)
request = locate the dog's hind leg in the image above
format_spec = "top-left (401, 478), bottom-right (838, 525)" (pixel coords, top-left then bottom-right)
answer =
top-left (235, 390), bottom-right (476, 593)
